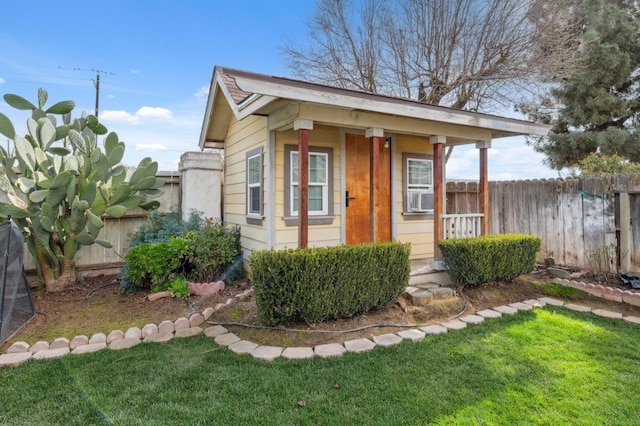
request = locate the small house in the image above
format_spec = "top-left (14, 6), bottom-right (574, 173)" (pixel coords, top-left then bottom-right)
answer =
top-left (198, 66), bottom-right (550, 265)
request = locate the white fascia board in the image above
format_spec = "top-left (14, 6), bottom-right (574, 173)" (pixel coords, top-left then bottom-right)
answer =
top-left (236, 94), bottom-right (278, 120)
top-left (198, 73), bottom-right (219, 150)
top-left (234, 76), bottom-right (551, 137)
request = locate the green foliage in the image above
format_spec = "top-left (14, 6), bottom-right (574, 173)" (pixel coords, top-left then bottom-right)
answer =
top-left (439, 234), bottom-right (541, 286)
top-left (570, 153), bottom-right (640, 177)
top-left (129, 208), bottom-right (204, 247)
top-left (184, 220), bottom-right (241, 283)
top-left (123, 237), bottom-right (189, 291)
top-left (522, 0), bottom-right (640, 169)
top-left (250, 242), bottom-right (410, 326)
top-left (0, 88), bottom-right (164, 291)
top-left (120, 215), bottom-right (242, 293)
top-left (168, 275), bottom-right (191, 298)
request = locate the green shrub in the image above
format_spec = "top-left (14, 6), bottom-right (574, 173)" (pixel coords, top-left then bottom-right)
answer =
top-left (250, 242), bottom-right (410, 326)
top-left (439, 234), bottom-right (540, 286)
top-left (122, 237), bottom-right (190, 291)
top-left (184, 220), bottom-right (241, 283)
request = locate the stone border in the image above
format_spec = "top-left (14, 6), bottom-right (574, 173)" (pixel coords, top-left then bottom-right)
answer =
top-left (0, 287), bottom-right (254, 368)
top-left (2, 287), bottom-right (639, 368)
top-left (552, 278), bottom-right (640, 307)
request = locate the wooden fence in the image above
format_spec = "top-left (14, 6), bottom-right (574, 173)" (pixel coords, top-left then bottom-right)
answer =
top-left (18, 171), bottom-right (181, 278)
top-left (447, 175), bottom-right (640, 273)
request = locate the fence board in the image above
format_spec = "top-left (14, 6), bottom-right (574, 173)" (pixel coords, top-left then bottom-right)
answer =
top-left (630, 194), bottom-right (640, 272)
top-left (450, 174), bottom-right (640, 271)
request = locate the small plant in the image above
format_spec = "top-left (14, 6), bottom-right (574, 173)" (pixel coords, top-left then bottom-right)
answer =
top-left (168, 275), bottom-right (191, 298)
top-left (586, 243), bottom-right (617, 284)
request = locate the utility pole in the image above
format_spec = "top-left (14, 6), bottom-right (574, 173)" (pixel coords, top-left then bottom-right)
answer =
top-left (89, 69), bottom-right (114, 119)
top-left (94, 73), bottom-right (100, 118)
top-left (64, 67), bottom-right (114, 119)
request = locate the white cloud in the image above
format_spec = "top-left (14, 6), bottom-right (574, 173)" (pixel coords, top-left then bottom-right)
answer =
top-left (0, 76), bottom-right (5, 84)
top-left (101, 106), bottom-right (173, 124)
top-left (107, 94), bottom-right (116, 99)
top-left (130, 69), bottom-right (139, 74)
top-left (100, 110), bottom-right (140, 124)
top-left (195, 85), bottom-right (209, 98)
top-left (135, 143), bottom-right (168, 151)
top-left (136, 106), bottom-right (172, 120)
top-left (446, 137), bottom-right (558, 181)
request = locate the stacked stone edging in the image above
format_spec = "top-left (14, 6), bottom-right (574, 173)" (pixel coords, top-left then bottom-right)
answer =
top-left (552, 278), bottom-right (640, 307)
top-left (2, 284), bottom-right (640, 368)
top-left (0, 287), bottom-right (254, 368)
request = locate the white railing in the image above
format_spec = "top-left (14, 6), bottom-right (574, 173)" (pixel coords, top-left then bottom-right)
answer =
top-left (442, 213), bottom-right (484, 239)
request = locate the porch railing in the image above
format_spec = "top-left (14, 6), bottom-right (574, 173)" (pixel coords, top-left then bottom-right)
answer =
top-left (442, 213), bottom-right (484, 239)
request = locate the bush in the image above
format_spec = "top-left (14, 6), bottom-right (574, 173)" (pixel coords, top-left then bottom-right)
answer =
top-left (250, 242), bottom-right (410, 326)
top-left (184, 220), bottom-right (241, 282)
top-left (129, 209), bottom-right (203, 247)
top-left (439, 234), bottom-right (540, 286)
top-left (122, 237), bottom-right (190, 291)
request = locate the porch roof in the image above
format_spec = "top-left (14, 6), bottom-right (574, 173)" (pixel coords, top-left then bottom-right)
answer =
top-left (199, 66), bottom-right (551, 150)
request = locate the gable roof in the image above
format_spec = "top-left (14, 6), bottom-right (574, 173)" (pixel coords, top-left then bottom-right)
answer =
top-left (199, 66), bottom-right (551, 150)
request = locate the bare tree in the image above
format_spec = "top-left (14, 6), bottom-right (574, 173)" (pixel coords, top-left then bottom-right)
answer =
top-left (282, 0), bottom-right (583, 111)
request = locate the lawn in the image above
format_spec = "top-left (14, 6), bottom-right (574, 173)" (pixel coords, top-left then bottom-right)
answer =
top-left (1, 306), bottom-right (639, 425)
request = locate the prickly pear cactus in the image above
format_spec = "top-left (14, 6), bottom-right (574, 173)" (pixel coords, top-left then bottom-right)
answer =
top-left (0, 88), bottom-right (164, 292)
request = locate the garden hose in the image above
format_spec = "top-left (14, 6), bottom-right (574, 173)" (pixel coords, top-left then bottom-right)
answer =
top-left (85, 278), bottom-right (120, 300)
top-left (207, 288), bottom-right (470, 334)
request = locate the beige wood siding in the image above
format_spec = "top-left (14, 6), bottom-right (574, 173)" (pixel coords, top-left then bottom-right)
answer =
top-left (394, 134), bottom-right (434, 259)
top-left (223, 115), bottom-right (268, 260)
top-left (274, 125), bottom-right (341, 249)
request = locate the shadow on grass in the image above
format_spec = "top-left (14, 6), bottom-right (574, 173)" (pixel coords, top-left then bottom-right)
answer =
top-left (2, 308), bottom-right (639, 425)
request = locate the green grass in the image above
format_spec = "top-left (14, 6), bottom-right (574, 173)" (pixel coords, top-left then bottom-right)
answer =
top-left (537, 281), bottom-right (585, 297)
top-left (2, 307), bottom-right (639, 425)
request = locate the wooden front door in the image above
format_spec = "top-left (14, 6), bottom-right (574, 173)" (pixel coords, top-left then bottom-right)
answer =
top-left (345, 133), bottom-right (391, 244)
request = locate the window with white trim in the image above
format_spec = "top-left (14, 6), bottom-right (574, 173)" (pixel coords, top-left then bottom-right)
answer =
top-left (246, 147), bottom-right (263, 223)
top-left (291, 151), bottom-right (328, 215)
top-left (284, 145), bottom-right (334, 225)
top-left (403, 153), bottom-right (434, 214)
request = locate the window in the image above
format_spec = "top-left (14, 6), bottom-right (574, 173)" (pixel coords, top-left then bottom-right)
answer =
top-left (403, 153), bottom-right (434, 215)
top-left (284, 145), bottom-right (334, 225)
top-left (246, 147), bottom-right (263, 224)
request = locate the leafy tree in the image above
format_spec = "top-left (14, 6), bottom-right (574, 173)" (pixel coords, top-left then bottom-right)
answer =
top-left (522, 0), bottom-right (640, 169)
top-left (0, 88), bottom-right (163, 292)
top-left (570, 153), bottom-right (640, 177)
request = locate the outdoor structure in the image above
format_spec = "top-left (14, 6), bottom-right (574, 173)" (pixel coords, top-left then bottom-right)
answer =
top-left (0, 219), bottom-right (35, 345)
top-left (199, 66), bottom-right (550, 264)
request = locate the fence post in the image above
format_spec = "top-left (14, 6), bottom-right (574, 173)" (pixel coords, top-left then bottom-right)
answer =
top-left (179, 152), bottom-right (223, 221)
top-left (619, 192), bottom-right (631, 273)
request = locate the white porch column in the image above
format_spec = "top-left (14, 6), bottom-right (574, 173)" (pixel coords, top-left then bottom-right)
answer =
top-left (179, 151), bottom-right (223, 221)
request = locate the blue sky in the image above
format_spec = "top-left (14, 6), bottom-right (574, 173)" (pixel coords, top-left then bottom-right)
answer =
top-left (0, 0), bottom-right (559, 180)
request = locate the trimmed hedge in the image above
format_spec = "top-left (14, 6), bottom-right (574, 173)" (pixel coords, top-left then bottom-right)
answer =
top-left (439, 234), bottom-right (541, 286)
top-left (250, 242), bottom-right (411, 326)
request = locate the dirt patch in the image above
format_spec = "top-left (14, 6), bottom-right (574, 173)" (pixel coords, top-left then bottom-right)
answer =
top-left (3, 270), bottom-right (640, 353)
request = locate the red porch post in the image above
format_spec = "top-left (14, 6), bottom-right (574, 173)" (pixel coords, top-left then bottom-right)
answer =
top-left (366, 127), bottom-right (384, 242)
top-left (431, 135), bottom-right (446, 259)
top-left (294, 119), bottom-right (313, 248)
top-left (477, 141), bottom-right (491, 235)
